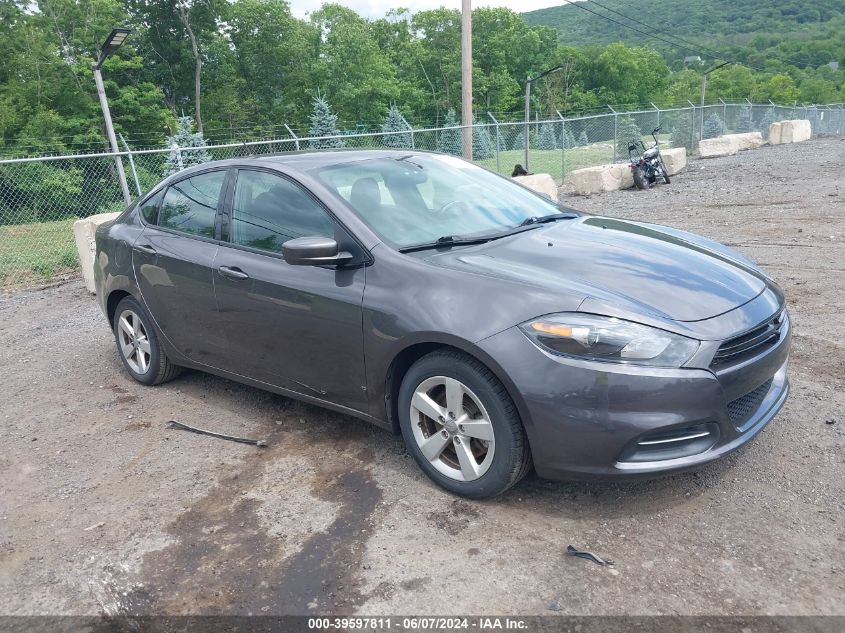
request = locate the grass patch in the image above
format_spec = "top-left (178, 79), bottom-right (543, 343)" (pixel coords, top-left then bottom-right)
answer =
top-left (0, 218), bottom-right (78, 287)
top-left (476, 144), bottom-right (616, 180)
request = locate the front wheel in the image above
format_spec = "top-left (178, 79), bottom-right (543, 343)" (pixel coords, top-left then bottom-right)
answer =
top-left (632, 165), bottom-right (648, 190)
top-left (398, 350), bottom-right (531, 499)
top-left (659, 159), bottom-right (671, 184)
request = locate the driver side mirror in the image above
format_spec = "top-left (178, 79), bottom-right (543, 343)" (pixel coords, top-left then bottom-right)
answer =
top-left (282, 236), bottom-right (352, 267)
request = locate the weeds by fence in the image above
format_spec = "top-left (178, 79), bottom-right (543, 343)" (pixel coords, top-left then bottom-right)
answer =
top-left (0, 101), bottom-right (842, 287)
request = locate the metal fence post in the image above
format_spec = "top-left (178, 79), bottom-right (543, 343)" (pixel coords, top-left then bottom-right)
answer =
top-left (399, 112), bottom-right (415, 149)
top-left (687, 101), bottom-right (697, 153)
top-left (556, 110), bottom-right (566, 179)
top-left (118, 133), bottom-right (142, 197)
top-left (608, 105), bottom-right (618, 162)
top-left (284, 124), bottom-right (300, 151)
top-left (487, 112), bottom-right (500, 174)
top-left (720, 98), bottom-right (727, 125)
top-left (651, 102), bottom-right (660, 129)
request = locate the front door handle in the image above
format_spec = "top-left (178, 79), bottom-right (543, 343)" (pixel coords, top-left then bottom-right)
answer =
top-left (218, 265), bottom-right (250, 281)
top-left (135, 243), bottom-right (156, 255)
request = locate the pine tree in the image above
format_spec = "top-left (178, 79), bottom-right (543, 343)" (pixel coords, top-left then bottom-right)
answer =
top-left (380, 104), bottom-right (412, 149)
top-left (759, 108), bottom-right (777, 139)
top-left (562, 128), bottom-right (577, 149)
top-left (616, 116), bottom-right (642, 157)
top-left (511, 129), bottom-right (524, 152)
top-left (308, 96), bottom-right (345, 149)
top-left (163, 116), bottom-right (211, 176)
top-left (436, 109), bottom-right (462, 156)
top-left (472, 119), bottom-right (495, 159)
top-left (537, 122), bottom-right (558, 150)
top-left (735, 106), bottom-right (754, 133)
top-left (703, 113), bottom-right (727, 139)
top-left (578, 130), bottom-right (589, 146)
top-left (669, 115), bottom-right (695, 153)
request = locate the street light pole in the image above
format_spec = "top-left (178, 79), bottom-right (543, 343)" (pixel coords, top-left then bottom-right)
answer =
top-left (94, 28), bottom-right (132, 207)
top-left (523, 65), bottom-right (565, 171)
top-left (461, 0), bottom-right (473, 160)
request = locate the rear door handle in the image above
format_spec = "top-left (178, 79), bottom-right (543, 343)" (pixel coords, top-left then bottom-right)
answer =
top-left (134, 243), bottom-right (156, 255)
top-left (218, 265), bottom-right (250, 280)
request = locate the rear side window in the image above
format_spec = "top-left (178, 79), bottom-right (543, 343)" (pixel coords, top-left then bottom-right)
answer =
top-left (158, 171), bottom-right (226, 238)
top-left (140, 190), bottom-right (164, 224)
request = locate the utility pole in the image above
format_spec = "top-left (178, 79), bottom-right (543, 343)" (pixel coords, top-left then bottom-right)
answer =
top-left (94, 28), bottom-right (132, 206)
top-left (523, 65), bottom-right (565, 171)
top-left (461, 0), bottom-right (473, 160)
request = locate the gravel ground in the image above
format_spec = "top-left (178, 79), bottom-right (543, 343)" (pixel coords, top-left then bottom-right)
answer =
top-left (1, 137), bottom-right (843, 617)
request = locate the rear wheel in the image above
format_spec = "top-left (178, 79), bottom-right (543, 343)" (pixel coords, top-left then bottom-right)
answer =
top-left (398, 350), bottom-right (531, 499)
top-left (633, 165), bottom-right (648, 190)
top-left (113, 296), bottom-right (181, 386)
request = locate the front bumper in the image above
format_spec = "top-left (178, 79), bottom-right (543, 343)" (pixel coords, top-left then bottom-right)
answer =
top-left (477, 315), bottom-right (791, 481)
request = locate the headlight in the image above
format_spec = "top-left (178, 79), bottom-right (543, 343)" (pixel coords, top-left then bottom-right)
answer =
top-left (519, 313), bottom-right (699, 367)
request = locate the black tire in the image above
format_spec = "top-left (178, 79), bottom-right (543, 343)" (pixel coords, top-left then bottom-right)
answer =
top-left (113, 296), bottom-right (181, 386)
top-left (398, 350), bottom-right (532, 499)
top-left (659, 159), bottom-right (671, 184)
top-left (633, 165), bottom-right (648, 190)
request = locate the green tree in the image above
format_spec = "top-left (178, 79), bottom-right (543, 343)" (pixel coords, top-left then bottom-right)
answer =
top-left (578, 130), bottom-right (589, 145)
top-left (670, 115), bottom-right (695, 153)
top-left (381, 105), bottom-right (412, 148)
top-left (308, 96), bottom-right (344, 149)
top-left (703, 113), bottom-right (727, 139)
top-left (437, 108), bottom-right (461, 155)
top-left (311, 4), bottom-right (399, 124)
top-left (735, 107), bottom-right (754, 133)
top-left (537, 122), bottom-right (558, 150)
top-left (472, 119), bottom-right (495, 159)
top-left (164, 116), bottom-right (210, 176)
top-left (616, 116), bottom-right (642, 157)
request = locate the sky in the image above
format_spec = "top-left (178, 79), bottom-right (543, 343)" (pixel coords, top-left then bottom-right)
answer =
top-left (287, 0), bottom-right (568, 19)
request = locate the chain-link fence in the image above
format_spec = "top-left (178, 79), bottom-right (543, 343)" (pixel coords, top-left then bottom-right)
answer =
top-left (1, 102), bottom-right (842, 287)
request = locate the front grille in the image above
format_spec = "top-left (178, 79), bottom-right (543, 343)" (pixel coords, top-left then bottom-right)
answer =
top-left (727, 378), bottom-right (773, 428)
top-left (711, 310), bottom-right (786, 368)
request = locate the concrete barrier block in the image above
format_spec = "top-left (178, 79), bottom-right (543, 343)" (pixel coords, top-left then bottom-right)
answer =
top-left (569, 163), bottom-right (633, 195)
top-left (769, 122), bottom-right (783, 145)
top-left (725, 132), bottom-right (764, 151)
top-left (781, 119), bottom-right (811, 143)
top-left (512, 173), bottom-right (558, 200)
top-left (698, 135), bottom-right (740, 158)
top-left (661, 147), bottom-right (686, 175)
top-left (72, 212), bottom-right (120, 293)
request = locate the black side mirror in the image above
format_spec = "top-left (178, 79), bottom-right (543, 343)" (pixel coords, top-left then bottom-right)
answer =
top-left (282, 236), bottom-right (352, 267)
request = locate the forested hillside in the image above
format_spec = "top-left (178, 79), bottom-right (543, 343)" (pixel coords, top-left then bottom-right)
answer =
top-left (524, 0), bottom-right (845, 69)
top-left (0, 0), bottom-right (842, 159)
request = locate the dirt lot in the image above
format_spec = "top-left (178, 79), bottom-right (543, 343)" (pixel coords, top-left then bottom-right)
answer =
top-left (1, 137), bottom-right (843, 617)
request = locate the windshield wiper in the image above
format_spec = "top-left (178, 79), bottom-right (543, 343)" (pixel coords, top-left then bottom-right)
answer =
top-left (398, 235), bottom-right (494, 253)
top-left (519, 212), bottom-right (578, 227)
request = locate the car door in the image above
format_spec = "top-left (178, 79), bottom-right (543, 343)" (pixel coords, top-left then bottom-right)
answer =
top-left (213, 167), bottom-right (369, 412)
top-left (133, 168), bottom-right (230, 367)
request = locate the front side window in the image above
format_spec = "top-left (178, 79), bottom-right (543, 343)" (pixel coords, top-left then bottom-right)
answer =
top-left (313, 154), bottom-right (564, 248)
top-left (158, 170), bottom-right (225, 238)
top-left (230, 170), bottom-right (334, 254)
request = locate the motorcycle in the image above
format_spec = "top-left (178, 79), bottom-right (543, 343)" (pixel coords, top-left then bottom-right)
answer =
top-left (628, 126), bottom-right (670, 190)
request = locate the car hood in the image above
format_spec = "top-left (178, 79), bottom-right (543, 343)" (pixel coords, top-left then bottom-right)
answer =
top-left (424, 216), bottom-right (768, 323)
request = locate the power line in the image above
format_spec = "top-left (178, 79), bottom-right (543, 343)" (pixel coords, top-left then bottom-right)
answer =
top-left (584, 0), bottom-right (815, 70)
top-left (569, 0), bottom-right (769, 72)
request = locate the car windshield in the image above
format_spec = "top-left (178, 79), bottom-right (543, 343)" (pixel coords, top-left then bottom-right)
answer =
top-left (313, 153), bottom-right (566, 248)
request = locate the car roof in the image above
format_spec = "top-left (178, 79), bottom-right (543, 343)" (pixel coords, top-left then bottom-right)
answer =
top-left (168, 149), bottom-right (439, 181)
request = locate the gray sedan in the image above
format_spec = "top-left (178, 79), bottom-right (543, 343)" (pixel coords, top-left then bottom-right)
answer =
top-left (94, 150), bottom-right (790, 498)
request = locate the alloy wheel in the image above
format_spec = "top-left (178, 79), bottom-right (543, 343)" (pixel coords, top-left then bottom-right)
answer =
top-left (409, 376), bottom-right (496, 481)
top-left (117, 309), bottom-right (152, 375)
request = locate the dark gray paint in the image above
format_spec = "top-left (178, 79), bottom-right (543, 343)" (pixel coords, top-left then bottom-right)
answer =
top-left (94, 150), bottom-right (791, 480)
